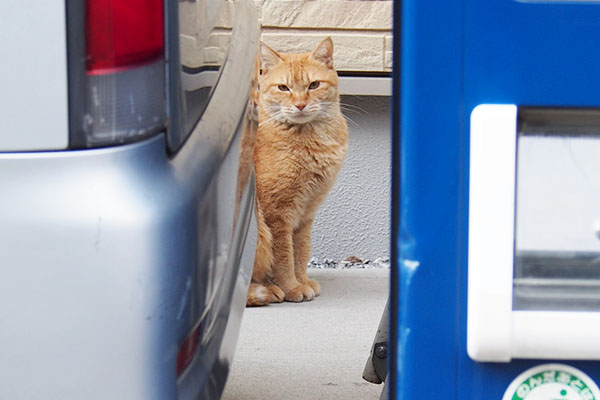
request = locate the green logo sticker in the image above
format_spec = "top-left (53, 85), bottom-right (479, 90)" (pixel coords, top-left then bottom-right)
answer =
top-left (503, 364), bottom-right (600, 400)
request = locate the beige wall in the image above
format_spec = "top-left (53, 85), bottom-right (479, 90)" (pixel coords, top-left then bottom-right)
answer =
top-left (258, 0), bottom-right (392, 73)
top-left (217, 0), bottom-right (393, 73)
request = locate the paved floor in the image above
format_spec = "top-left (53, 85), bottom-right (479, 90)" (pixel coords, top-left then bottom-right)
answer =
top-left (222, 268), bottom-right (389, 400)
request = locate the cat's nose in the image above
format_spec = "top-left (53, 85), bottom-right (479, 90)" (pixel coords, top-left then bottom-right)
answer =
top-left (295, 103), bottom-right (307, 111)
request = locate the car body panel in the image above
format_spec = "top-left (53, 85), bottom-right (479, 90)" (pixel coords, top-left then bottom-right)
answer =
top-left (0, 113), bottom-right (255, 399)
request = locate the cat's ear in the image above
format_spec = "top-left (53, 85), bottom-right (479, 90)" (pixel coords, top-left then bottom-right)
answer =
top-left (260, 42), bottom-right (283, 74)
top-left (311, 37), bottom-right (334, 69)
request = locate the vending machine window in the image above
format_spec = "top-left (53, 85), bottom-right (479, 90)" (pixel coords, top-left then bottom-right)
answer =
top-left (468, 105), bottom-right (600, 362)
top-left (514, 108), bottom-right (600, 312)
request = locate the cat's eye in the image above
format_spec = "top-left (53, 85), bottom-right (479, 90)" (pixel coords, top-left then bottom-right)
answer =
top-left (278, 84), bottom-right (289, 92)
top-left (309, 81), bottom-right (320, 90)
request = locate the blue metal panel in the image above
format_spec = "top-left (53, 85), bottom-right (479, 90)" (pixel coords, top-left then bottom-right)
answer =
top-left (393, 0), bottom-right (465, 398)
top-left (464, 1), bottom-right (600, 109)
top-left (393, 0), bottom-right (600, 398)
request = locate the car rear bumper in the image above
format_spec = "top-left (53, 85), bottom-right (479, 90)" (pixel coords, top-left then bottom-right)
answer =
top-left (0, 130), bottom-right (255, 399)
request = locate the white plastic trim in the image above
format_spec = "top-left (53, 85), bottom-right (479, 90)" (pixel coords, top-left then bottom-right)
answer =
top-left (338, 76), bottom-right (391, 96)
top-left (0, 1), bottom-right (69, 151)
top-left (467, 104), bottom-right (518, 362)
top-left (467, 104), bottom-right (600, 362)
top-left (511, 311), bottom-right (600, 360)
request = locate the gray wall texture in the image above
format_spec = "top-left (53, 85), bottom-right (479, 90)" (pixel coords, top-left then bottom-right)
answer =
top-left (311, 95), bottom-right (391, 261)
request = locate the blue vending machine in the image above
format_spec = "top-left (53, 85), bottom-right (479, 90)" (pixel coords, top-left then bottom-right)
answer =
top-left (392, 0), bottom-right (600, 399)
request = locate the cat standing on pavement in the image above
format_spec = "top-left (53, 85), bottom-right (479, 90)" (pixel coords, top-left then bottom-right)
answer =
top-left (247, 37), bottom-right (348, 306)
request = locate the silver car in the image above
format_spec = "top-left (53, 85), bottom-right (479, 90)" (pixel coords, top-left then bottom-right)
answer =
top-left (0, 0), bottom-right (258, 398)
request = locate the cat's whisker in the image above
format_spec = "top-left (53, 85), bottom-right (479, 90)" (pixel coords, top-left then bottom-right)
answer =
top-left (341, 114), bottom-right (362, 130)
top-left (259, 117), bottom-right (279, 127)
top-left (339, 102), bottom-right (368, 113)
top-left (318, 102), bottom-right (352, 116)
top-left (339, 105), bottom-right (369, 117)
top-left (318, 100), bottom-right (367, 116)
top-left (318, 101), bottom-right (338, 108)
top-left (339, 108), bottom-right (366, 118)
top-left (318, 102), bottom-right (339, 116)
top-left (259, 111), bottom-right (286, 126)
top-left (339, 105), bottom-right (366, 114)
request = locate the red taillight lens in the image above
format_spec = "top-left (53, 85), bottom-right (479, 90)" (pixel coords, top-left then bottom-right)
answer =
top-left (86, 0), bottom-right (164, 75)
top-left (74, 0), bottom-right (166, 147)
top-left (176, 323), bottom-right (202, 377)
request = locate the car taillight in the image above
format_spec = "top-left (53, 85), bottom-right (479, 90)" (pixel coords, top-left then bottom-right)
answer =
top-left (68, 0), bottom-right (167, 148)
top-left (85, 0), bottom-right (164, 75)
top-left (176, 323), bottom-right (202, 377)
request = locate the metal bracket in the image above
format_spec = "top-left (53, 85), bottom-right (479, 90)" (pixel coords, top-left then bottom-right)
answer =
top-left (363, 299), bottom-right (389, 385)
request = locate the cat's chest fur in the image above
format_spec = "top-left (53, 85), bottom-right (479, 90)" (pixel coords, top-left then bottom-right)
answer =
top-left (254, 120), bottom-right (347, 215)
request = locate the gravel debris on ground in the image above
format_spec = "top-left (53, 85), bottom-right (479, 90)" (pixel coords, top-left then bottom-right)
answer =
top-left (308, 256), bottom-right (390, 269)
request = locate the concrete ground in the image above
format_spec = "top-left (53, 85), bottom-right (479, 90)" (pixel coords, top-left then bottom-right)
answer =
top-left (222, 268), bottom-right (389, 400)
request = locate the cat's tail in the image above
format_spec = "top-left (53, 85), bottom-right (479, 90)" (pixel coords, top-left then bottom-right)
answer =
top-left (251, 204), bottom-right (274, 283)
top-left (247, 281), bottom-right (285, 307)
top-left (246, 282), bottom-right (272, 307)
top-left (246, 204), bottom-right (276, 307)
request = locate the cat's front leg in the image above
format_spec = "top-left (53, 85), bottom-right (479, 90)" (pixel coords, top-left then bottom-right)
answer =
top-left (293, 218), bottom-right (320, 296)
top-left (269, 219), bottom-right (316, 302)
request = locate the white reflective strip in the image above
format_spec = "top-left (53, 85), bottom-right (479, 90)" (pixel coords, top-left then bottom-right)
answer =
top-left (0, 1), bottom-right (69, 151)
top-left (467, 104), bottom-right (517, 362)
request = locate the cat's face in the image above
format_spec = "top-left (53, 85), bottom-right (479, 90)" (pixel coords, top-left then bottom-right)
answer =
top-left (259, 38), bottom-right (339, 125)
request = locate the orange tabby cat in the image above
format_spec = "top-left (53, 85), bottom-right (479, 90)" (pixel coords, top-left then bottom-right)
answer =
top-left (247, 37), bottom-right (348, 306)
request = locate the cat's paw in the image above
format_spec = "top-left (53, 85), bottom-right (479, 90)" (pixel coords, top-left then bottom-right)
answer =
top-left (266, 283), bottom-right (285, 303)
top-left (297, 276), bottom-right (321, 297)
top-left (305, 278), bottom-right (321, 297)
top-left (284, 283), bottom-right (316, 302)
